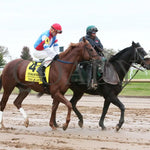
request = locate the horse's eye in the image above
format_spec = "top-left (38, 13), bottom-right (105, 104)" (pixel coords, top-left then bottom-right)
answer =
top-left (90, 49), bottom-right (93, 51)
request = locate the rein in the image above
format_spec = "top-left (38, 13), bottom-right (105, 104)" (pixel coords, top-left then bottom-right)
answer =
top-left (122, 69), bottom-right (139, 89)
top-left (56, 45), bottom-right (98, 64)
top-left (122, 63), bottom-right (144, 90)
top-left (56, 59), bottom-right (74, 64)
top-left (117, 46), bottom-right (145, 89)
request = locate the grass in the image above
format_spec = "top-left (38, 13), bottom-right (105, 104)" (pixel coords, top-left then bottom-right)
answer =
top-left (127, 69), bottom-right (150, 79)
top-left (119, 70), bottom-right (150, 96)
top-left (120, 83), bottom-right (150, 96)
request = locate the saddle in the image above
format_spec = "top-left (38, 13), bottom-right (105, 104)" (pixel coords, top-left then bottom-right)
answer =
top-left (71, 61), bottom-right (120, 85)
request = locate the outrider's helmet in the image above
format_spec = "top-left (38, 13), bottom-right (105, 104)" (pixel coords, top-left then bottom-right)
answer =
top-left (86, 25), bottom-right (98, 35)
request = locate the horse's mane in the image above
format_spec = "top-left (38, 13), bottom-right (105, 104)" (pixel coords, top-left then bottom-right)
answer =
top-left (109, 47), bottom-right (131, 62)
top-left (59, 42), bottom-right (80, 59)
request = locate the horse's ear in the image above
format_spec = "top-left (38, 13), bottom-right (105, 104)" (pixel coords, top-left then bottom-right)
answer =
top-left (132, 41), bottom-right (136, 47)
top-left (82, 37), bottom-right (86, 43)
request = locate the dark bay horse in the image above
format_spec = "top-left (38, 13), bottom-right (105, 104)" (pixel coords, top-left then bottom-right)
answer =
top-left (67, 41), bottom-right (149, 131)
top-left (0, 38), bottom-right (100, 130)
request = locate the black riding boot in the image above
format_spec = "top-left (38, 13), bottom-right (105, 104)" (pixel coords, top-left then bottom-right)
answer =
top-left (86, 64), bottom-right (92, 89)
top-left (37, 64), bottom-right (48, 87)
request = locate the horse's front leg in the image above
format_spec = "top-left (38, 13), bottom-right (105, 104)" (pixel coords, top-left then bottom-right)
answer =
top-left (70, 92), bottom-right (84, 128)
top-left (51, 92), bottom-right (72, 130)
top-left (99, 100), bottom-right (110, 130)
top-left (63, 101), bottom-right (72, 131)
top-left (49, 100), bottom-right (59, 130)
top-left (111, 97), bottom-right (125, 131)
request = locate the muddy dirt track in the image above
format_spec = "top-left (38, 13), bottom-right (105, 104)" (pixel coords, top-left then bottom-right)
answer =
top-left (0, 94), bottom-right (150, 150)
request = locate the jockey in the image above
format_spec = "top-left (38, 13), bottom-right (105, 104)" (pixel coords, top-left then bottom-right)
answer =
top-left (33, 23), bottom-right (62, 86)
top-left (79, 25), bottom-right (105, 89)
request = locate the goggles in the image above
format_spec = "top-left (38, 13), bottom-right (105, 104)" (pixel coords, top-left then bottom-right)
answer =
top-left (52, 27), bottom-right (62, 34)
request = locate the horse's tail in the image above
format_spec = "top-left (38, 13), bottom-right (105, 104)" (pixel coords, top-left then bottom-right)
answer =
top-left (0, 74), bottom-right (2, 91)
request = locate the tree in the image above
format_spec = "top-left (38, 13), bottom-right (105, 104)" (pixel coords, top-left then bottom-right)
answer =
top-left (103, 48), bottom-right (117, 59)
top-left (20, 46), bottom-right (33, 61)
top-left (0, 46), bottom-right (9, 66)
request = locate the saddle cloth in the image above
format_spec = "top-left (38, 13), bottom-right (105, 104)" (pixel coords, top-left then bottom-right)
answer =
top-left (25, 61), bottom-right (50, 84)
top-left (103, 62), bottom-right (120, 85)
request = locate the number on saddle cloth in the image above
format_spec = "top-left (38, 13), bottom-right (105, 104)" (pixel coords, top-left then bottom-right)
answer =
top-left (29, 62), bottom-right (38, 72)
top-left (25, 61), bottom-right (50, 83)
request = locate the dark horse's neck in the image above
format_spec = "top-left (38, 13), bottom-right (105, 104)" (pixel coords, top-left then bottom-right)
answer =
top-left (109, 46), bottom-right (135, 81)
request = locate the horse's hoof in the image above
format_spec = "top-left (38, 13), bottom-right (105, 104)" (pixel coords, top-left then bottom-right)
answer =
top-left (0, 123), bottom-right (5, 129)
top-left (78, 121), bottom-right (83, 128)
top-left (62, 123), bottom-right (68, 131)
top-left (99, 123), bottom-right (106, 131)
top-left (54, 122), bottom-right (59, 128)
top-left (116, 124), bottom-right (120, 131)
top-left (101, 126), bottom-right (106, 131)
top-left (52, 126), bottom-right (57, 130)
top-left (24, 118), bottom-right (29, 128)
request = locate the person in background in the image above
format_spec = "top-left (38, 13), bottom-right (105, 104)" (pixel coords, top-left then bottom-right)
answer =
top-left (33, 23), bottom-right (62, 87)
top-left (80, 25), bottom-right (104, 89)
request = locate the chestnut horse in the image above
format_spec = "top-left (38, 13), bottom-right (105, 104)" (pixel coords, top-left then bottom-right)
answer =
top-left (0, 38), bottom-right (100, 130)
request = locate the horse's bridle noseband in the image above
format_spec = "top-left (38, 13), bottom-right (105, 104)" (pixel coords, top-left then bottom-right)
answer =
top-left (134, 46), bottom-right (147, 65)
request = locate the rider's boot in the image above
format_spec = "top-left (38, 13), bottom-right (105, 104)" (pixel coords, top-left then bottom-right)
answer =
top-left (86, 63), bottom-right (93, 89)
top-left (92, 60), bottom-right (98, 88)
top-left (37, 63), bottom-right (48, 87)
top-left (37, 58), bottom-right (52, 87)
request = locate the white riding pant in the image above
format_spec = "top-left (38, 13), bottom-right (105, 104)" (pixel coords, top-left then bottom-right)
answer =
top-left (33, 48), bottom-right (58, 67)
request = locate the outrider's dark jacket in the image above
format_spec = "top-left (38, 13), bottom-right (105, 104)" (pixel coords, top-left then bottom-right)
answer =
top-left (79, 35), bottom-right (103, 51)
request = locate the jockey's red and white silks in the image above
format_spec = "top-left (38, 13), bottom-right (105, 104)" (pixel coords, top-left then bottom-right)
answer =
top-left (34, 30), bottom-right (58, 50)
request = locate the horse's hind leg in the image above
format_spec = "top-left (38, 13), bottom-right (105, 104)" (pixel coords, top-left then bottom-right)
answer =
top-left (70, 91), bottom-right (84, 128)
top-left (0, 87), bottom-right (15, 128)
top-left (13, 87), bottom-right (31, 127)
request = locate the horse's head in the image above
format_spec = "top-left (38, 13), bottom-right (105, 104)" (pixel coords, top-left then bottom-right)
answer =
top-left (131, 41), bottom-right (150, 69)
top-left (79, 37), bottom-right (100, 61)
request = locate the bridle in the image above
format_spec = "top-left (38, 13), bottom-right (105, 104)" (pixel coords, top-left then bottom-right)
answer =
top-left (84, 45), bottom-right (99, 60)
top-left (120, 46), bottom-right (146, 68)
top-left (133, 46), bottom-right (146, 64)
top-left (56, 44), bottom-right (99, 64)
top-left (122, 46), bottom-right (147, 89)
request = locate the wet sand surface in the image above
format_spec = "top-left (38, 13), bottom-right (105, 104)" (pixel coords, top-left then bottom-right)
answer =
top-left (0, 94), bottom-right (150, 150)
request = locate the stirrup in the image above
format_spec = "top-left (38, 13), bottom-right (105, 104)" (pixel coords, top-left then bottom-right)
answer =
top-left (41, 76), bottom-right (49, 86)
top-left (37, 67), bottom-right (44, 75)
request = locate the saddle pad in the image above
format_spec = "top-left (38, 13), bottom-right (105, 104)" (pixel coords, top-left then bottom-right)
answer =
top-left (25, 62), bottom-right (50, 84)
top-left (103, 62), bottom-right (120, 85)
